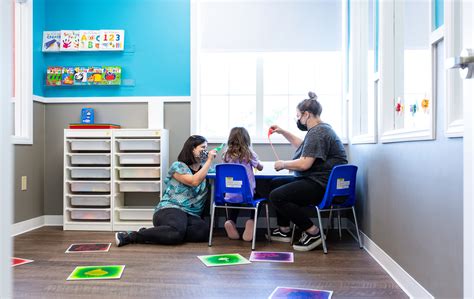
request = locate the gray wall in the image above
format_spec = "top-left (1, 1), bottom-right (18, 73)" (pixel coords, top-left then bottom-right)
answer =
top-left (348, 41), bottom-right (463, 297)
top-left (13, 102), bottom-right (45, 223)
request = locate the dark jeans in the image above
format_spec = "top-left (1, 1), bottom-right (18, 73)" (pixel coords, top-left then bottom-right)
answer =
top-left (134, 208), bottom-right (209, 245)
top-left (269, 176), bottom-right (326, 231)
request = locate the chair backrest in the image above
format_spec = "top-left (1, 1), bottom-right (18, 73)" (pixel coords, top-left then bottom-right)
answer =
top-left (214, 163), bottom-right (253, 205)
top-left (318, 164), bottom-right (358, 209)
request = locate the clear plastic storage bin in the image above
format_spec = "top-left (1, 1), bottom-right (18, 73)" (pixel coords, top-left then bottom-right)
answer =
top-left (69, 154), bottom-right (111, 165)
top-left (69, 209), bottom-right (110, 220)
top-left (117, 207), bottom-right (154, 220)
top-left (70, 181), bottom-right (111, 193)
top-left (117, 153), bottom-right (160, 165)
top-left (118, 167), bottom-right (160, 179)
top-left (70, 195), bottom-right (110, 207)
top-left (69, 140), bottom-right (111, 151)
top-left (69, 168), bottom-right (110, 179)
top-left (117, 181), bottom-right (160, 192)
top-left (117, 139), bottom-right (160, 151)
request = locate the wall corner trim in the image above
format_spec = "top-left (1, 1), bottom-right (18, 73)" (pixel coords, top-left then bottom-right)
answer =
top-left (12, 215), bottom-right (63, 236)
top-left (360, 231), bottom-right (434, 298)
top-left (32, 95), bottom-right (192, 104)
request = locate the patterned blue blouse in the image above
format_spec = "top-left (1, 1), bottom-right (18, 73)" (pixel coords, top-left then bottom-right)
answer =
top-left (155, 161), bottom-right (209, 217)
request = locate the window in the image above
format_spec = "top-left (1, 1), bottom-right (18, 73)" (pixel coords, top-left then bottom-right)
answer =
top-left (379, 0), bottom-right (436, 143)
top-left (195, 0), bottom-right (344, 143)
top-left (349, 0), bottom-right (378, 144)
top-left (12, 0), bottom-right (33, 144)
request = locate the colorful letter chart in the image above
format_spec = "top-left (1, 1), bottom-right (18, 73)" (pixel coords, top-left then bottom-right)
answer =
top-left (79, 30), bottom-right (101, 51)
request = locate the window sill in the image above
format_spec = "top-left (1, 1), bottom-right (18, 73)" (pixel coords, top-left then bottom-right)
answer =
top-left (12, 135), bottom-right (33, 145)
top-left (380, 128), bottom-right (434, 143)
top-left (350, 134), bottom-right (377, 144)
top-left (445, 119), bottom-right (463, 138)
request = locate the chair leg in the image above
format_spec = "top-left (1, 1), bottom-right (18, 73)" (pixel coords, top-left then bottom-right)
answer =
top-left (316, 207), bottom-right (327, 254)
top-left (326, 206), bottom-right (334, 236)
top-left (290, 224), bottom-right (296, 245)
top-left (352, 206), bottom-right (363, 249)
top-left (208, 204), bottom-right (215, 247)
top-left (251, 204), bottom-right (259, 251)
top-left (265, 203), bottom-right (271, 243)
top-left (337, 210), bottom-right (342, 240)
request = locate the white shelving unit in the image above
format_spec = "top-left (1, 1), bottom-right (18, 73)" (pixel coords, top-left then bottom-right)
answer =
top-left (63, 129), bottom-right (169, 231)
top-left (64, 130), bottom-right (113, 231)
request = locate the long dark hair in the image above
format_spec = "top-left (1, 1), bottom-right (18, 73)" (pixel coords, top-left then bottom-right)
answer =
top-left (224, 127), bottom-right (252, 163)
top-left (297, 91), bottom-right (322, 116)
top-left (177, 135), bottom-right (207, 166)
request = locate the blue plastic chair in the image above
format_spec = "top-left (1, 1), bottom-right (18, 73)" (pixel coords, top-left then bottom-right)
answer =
top-left (208, 163), bottom-right (271, 250)
top-left (291, 164), bottom-right (363, 253)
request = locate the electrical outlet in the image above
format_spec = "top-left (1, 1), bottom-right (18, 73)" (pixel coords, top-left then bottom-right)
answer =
top-left (21, 176), bottom-right (27, 191)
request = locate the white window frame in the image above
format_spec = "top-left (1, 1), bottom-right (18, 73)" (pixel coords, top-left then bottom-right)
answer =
top-left (12, 0), bottom-right (33, 145)
top-left (192, 0), bottom-right (347, 145)
top-left (379, 0), bottom-right (437, 143)
top-left (349, 0), bottom-right (378, 144)
top-left (444, 0), bottom-right (463, 138)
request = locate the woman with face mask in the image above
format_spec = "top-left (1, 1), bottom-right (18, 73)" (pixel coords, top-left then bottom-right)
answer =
top-left (267, 91), bottom-right (348, 252)
top-left (115, 135), bottom-right (217, 247)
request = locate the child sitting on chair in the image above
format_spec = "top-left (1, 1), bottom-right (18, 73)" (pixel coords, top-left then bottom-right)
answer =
top-left (222, 127), bottom-right (264, 241)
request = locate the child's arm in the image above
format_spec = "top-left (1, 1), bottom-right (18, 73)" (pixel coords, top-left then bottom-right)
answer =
top-left (250, 148), bottom-right (264, 171)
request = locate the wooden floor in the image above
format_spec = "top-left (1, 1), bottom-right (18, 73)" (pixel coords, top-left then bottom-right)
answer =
top-left (13, 226), bottom-right (407, 299)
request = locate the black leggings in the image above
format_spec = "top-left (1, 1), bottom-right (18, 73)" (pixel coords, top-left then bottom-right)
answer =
top-left (134, 208), bottom-right (209, 245)
top-left (269, 177), bottom-right (326, 231)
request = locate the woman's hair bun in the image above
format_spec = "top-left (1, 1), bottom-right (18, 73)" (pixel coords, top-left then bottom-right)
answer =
top-left (308, 91), bottom-right (317, 100)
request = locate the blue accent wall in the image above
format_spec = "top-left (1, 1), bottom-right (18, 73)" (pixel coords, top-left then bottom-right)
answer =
top-left (35, 0), bottom-right (190, 97)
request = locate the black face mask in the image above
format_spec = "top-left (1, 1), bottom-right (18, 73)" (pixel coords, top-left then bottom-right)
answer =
top-left (297, 119), bottom-right (308, 131)
top-left (199, 149), bottom-right (209, 162)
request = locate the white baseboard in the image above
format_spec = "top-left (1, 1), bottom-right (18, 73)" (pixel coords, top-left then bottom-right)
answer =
top-left (12, 215), bottom-right (63, 236)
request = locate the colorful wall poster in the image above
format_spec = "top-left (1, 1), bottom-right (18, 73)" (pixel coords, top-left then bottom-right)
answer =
top-left (101, 66), bottom-right (121, 85)
top-left (100, 30), bottom-right (125, 51)
top-left (60, 30), bottom-right (80, 51)
top-left (42, 31), bottom-right (61, 52)
top-left (46, 67), bottom-right (63, 86)
top-left (79, 30), bottom-right (101, 51)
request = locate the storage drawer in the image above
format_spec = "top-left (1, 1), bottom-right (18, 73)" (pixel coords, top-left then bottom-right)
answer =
top-left (70, 195), bottom-right (110, 207)
top-left (69, 209), bottom-right (110, 220)
top-left (70, 181), bottom-right (111, 193)
top-left (117, 181), bottom-right (160, 192)
top-left (69, 140), bottom-right (110, 151)
top-left (117, 153), bottom-right (160, 165)
top-left (118, 167), bottom-right (160, 179)
top-left (117, 139), bottom-right (160, 151)
top-left (117, 207), bottom-right (154, 221)
top-left (69, 168), bottom-right (110, 179)
top-left (70, 154), bottom-right (111, 165)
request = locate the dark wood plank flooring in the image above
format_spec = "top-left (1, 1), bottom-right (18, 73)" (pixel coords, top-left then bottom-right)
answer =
top-left (13, 226), bottom-right (407, 299)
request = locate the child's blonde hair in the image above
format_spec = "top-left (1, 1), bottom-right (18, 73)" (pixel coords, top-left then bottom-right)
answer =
top-left (224, 127), bottom-right (252, 163)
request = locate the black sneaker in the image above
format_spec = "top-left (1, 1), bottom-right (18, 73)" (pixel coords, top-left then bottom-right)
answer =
top-left (266, 228), bottom-right (292, 242)
top-left (115, 232), bottom-right (131, 247)
top-left (138, 227), bottom-right (147, 233)
top-left (292, 231), bottom-right (322, 251)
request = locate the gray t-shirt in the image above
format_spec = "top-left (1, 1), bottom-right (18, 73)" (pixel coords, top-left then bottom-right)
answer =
top-left (292, 123), bottom-right (347, 188)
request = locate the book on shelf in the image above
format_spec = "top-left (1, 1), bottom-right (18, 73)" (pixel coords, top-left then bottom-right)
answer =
top-left (79, 30), bottom-right (101, 51)
top-left (69, 123), bottom-right (121, 129)
top-left (102, 66), bottom-right (121, 85)
top-left (46, 67), bottom-right (63, 86)
top-left (42, 31), bottom-right (61, 52)
top-left (62, 67), bottom-right (75, 85)
top-left (87, 66), bottom-right (104, 84)
top-left (100, 30), bottom-right (124, 51)
top-left (60, 30), bottom-right (80, 51)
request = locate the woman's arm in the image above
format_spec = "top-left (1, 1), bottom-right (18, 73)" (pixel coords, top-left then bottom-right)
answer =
top-left (274, 156), bottom-right (315, 172)
top-left (173, 150), bottom-right (217, 187)
top-left (270, 125), bottom-right (302, 148)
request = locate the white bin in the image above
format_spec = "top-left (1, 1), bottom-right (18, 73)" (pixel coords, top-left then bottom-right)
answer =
top-left (70, 154), bottom-right (111, 165)
top-left (70, 209), bottom-right (110, 220)
top-left (117, 207), bottom-right (154, 220)
top-left (117, 181), bottom-right (160, 192)
top-left (69, 168), bottom-right (110, 179)
top-left (70, 181), bottom-right (111, 193)
top-left (69, 140), bottom-right (110, 151)
top-left (70, 195), bottom-right (110, 207)
top-left (117, 153), bottom-right (160, 165)
top-left (118, 167), bottom-right (160, 179)
top-left (117, 139), bottom-right (160, 151)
